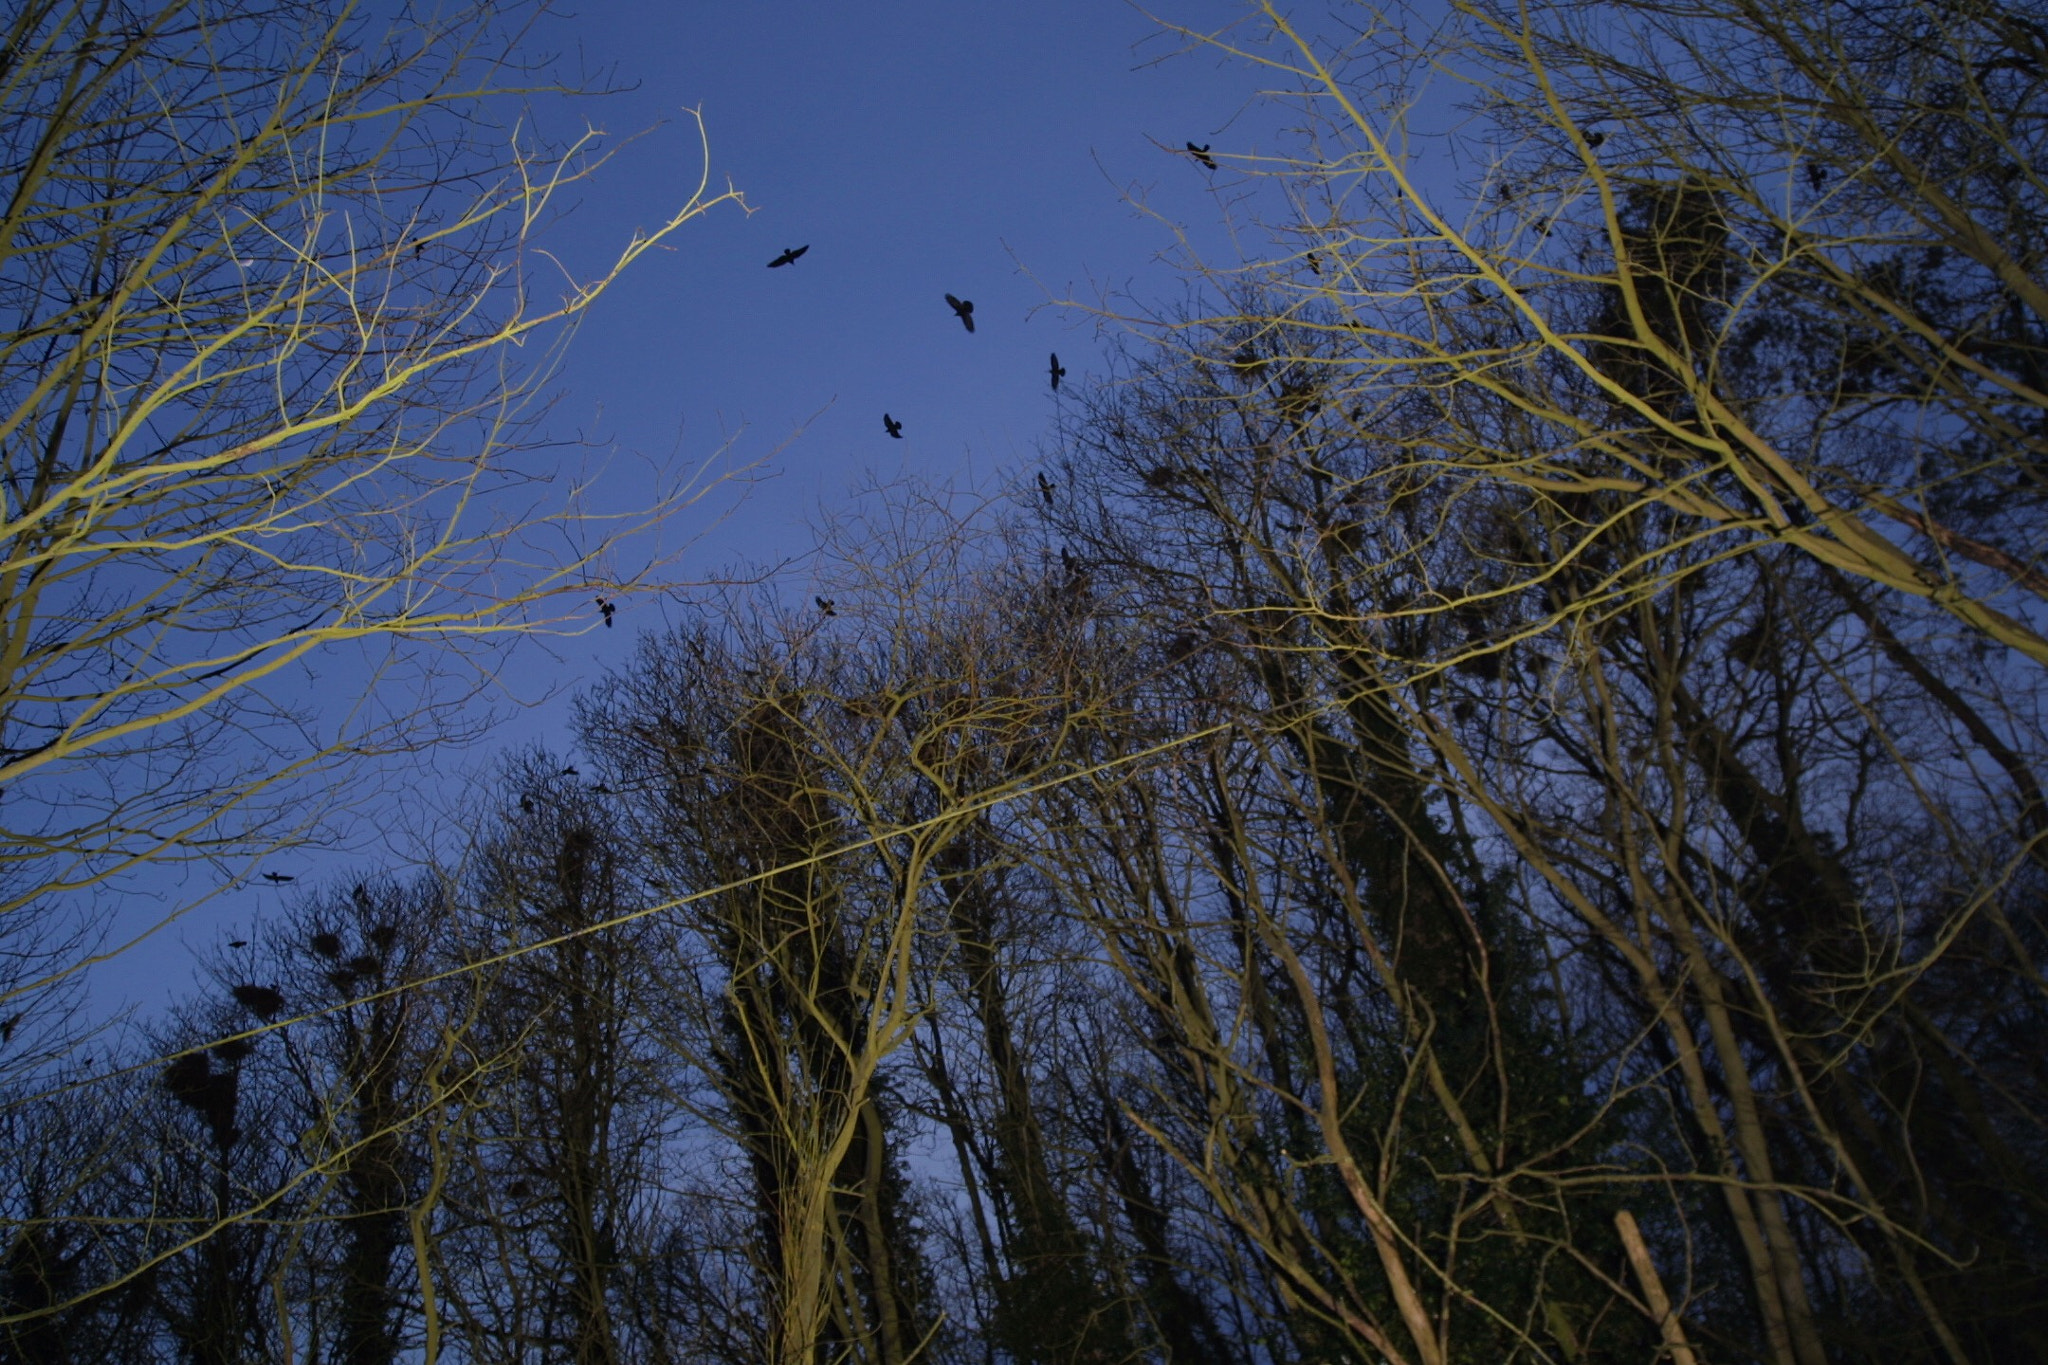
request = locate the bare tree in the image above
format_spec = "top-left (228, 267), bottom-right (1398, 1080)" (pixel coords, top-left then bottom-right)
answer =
top-left (0, 0), bottom-right (748, 1006)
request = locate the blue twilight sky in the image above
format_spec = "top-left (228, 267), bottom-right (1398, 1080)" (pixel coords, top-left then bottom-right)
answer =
top-left (120, 1), bottom-right (1304, 1003)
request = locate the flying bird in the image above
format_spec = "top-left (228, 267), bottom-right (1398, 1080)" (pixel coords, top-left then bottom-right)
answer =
top-left (945, 294), bottom-right (975, 333)
top-left (228, 940), bottom-right (248, 949)
top-left (816, 596), bottom-right (838, 617)
top-left (560, 764), bottom-right (579, 777)
top-left (1187, 142), bottom-right (1218, 170)
top-left (1037, 471), bottom-right (1056, 505)
top-left (767, 245), bottom-right (809, 268)
top-left (262, 871), bottom-right (294, 884)
top-left (1049, 353), bottom-right (1066, 391)
top-left (883, 413), bottom-right (903, 438)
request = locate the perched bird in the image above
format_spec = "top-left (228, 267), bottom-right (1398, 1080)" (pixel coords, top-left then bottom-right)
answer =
top-left (596, 596), bottom-right (616, 628)
top-left (1037, 471), bottom-right (1056, 504)
top-left (1585, 130), bottom-right (1605, 148)
top-left (519, 794), bottom-right (535, 814)
top-left (816, 596), bottom-right (838, 617)
top-left (883, 413), bottom-right (903, 438)
top-left (560, 764), bottom-right (579, 777)
top-left (0, 1012), bottom-right (22, 1045)
top-left (1049, 353), bottom-right (1067, 391)
top-left (1187, 141), bottom-right (1218, 170)
top-left (767, 245), bottom-right (809, 268)
top-left (1806, 162), bottom-right (1826, 192)
top-left (945, 293), bottom-right (976, 332)
top-left (262, 871), bottom-right (294, 885)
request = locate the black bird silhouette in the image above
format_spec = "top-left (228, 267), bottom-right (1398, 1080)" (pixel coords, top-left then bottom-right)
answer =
top-left (883, 413), bottom-right (903, 438)
top-left (1187, 141), bottom-right (1218, 170)
top-left (1806, 162), bottom-right (1826, 191)
top-left (1585, 130), bottom-right (1605, 148)
top-left (816, 596), bottom-right (838, 617)
top-left (767, 245), bottom-right (809, 268)
top-left (560, 764), bottom-right (578, 777)
top-left (945, 294), bottom-right (975, 333)
top-left (519, 794), bottom-right (534, 814)
top-left (1060, 546), bottom-right (1078, 577)
top-left (1037, 471), bottom-right (1056, 504)
top-left (1305, 251), bottom-right (1322, 275)
top-left (1049, 353), bottom-right (1066, 391)
top-left (0, 1012), bottom-right (19, 1045)
top-left (597, 597), bottom-right (616, 628)
top-left (262, 871), bottom-right (294, 884)
top-left (228, 939), bottom-right (248, 949)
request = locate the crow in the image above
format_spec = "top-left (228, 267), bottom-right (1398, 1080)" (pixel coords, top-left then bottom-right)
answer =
top-left (945, 294), bottom-right (975, 332)
top-left (1, 1013), bottom-right (22, 1045)
top-left (228, 939), bottom-right (248, 949)
top-left (816, 596), bottom-right (838, 617)
top-left (262, 871), bottom-right (294, 884)
top-left (596, 596), bottom-right (616, 627)
top-left (1049, 353), bottom-right (1066, 390)
top-left (883, 413), bottom-right (903, 438)
top-left (1305, 251), bottom-right (1321, 275)
top-left (519, 794), bottom-right (535, 814)
top-left (1585, 130), bottom-right (1606, 148)
top-left (560, 764), bottom-right (579, 777)
top-left (1060, 546), bottom-right (1078, 577)
top-left (767, 245), bottom-right (809, 268)
top-left (1037, 471), bottom-right (1056, 504)
top-left (1806, 162), bottom-right (1826, 192)
top-left (1186, 141), bottom-right (1218, 170)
